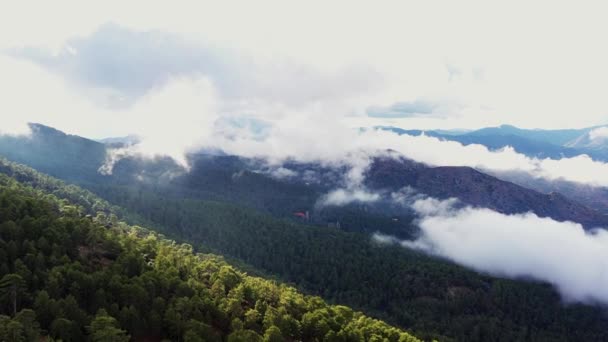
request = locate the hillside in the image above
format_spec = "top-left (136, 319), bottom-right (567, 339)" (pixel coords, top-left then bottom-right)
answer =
top-left (365, 156), bottom-right (608, 228)
top-left (3, 124), bottom-right (608, 233)
top-left (0, 159), bottom-right (419, 341)
top-left (491, 170), bottom-right (608, 215)
top-left (2, 158), bottom-right (608, 341)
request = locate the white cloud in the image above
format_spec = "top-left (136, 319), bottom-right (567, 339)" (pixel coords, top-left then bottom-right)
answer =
top-left (3, 2), bottom-right (608, 185)
top-left (3, 1), bottom-right (608, 132)
top-left (589, 127), bottom-right (608, 142)
top-left (269, 167), bottom-right (297, 180)
top-left (0, 55), bottom-right (97, 136)
top-left (5, 52), bottom-right (608, 187)
top-left (117, 77), bottom-right (219, 168)
top-left (0, 53), bottom-right (219, 167)
top-left (372, 132), bottom-right (608, 187)
top-left (375, 197), bottom-right (608, 305)
top-left (320, 189), bottom-right (381, 207)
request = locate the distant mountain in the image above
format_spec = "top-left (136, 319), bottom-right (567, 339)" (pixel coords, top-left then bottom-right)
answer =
top-left (384, 126), bottom-right (584, 159)
top-left (3, 134), bottom-right (608, 342)
top-left (490, 170), bottom-right (608, 215)
top-left (2, 123), bottom-right (607, 231)
top-left (466, 124), bottom-right (592, 146)
top-left (0, 123), bottom-right (108, 183)
top-left (383, 124), bottom-right (608, 161)
top-left (364, 156), bottom-right (608, 228)
top-left (4, 124), bottom-right (608, 340)
top-left (97, 134), bottom-right (140, 147)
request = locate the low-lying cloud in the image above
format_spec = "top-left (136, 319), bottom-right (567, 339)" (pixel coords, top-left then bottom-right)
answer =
top-left (367, 99), bottom-right (441, 118)
top-left (5, 24), bottom-right (608, 189)
top-left (217, 128), bottom-right (608, 188)
top-left (588, 127), bottom-right (608, 143)
top-left (375, 197), bottom-right (608, 305)
top-left (320, 188), bottom-right (380, 206)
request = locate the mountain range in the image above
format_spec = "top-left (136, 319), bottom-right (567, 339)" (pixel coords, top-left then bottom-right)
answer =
top-left (3, 123), bottom-right (608, 232)
top-left (383, 124), bottom-right (608, 160)
top-left (2, 123), bottom-right (608, 341)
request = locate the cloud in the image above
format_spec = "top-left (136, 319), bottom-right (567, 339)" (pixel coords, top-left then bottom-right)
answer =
top-left (117, 77), bottom-right (219, 168)
top-left (10, 23), bottom-right (250, 108)
top-left (314, 153), bottom-right (382, 207)
top-left (4, 22), bottom-right (608, 187)
top-left (268, 167), bottom-right (297, 180)
top-left (320, 188), bottom-right (381, 207)
top-left (588, 127), bottom-right (608, 142)
top-left (5, 50), bottom-right (608, 188)
top-left (0, 51), bottom-right (221, 167)
top-left (367, 99), bottom-right (443, 118)
top-left (0, 55), bottom-right (96, 136)
top-left (11, 23), bottom-right (384, 111)
top-left (355, 131), bottom-right (608, 187)
top-left (375, 197), bottom-right (608, 305)
top-left (4, 1), bottom-right (608, 130)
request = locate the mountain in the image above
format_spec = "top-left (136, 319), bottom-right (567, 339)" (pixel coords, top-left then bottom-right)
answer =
top-left (465, 124), bottom-right (593, 146)
top-left (0, 157), bottom-right (420, 341)
top-left (382, 126), bottom-right (585, 159)
top-left (563, 128), bottom-right (608, 159)
top-left (383, 124), bottom-right (608, 160)
top-left (3, 123), bottom-right (608, 232)
top-left (2, 126), bottom-right (608, 340)
top-left (3, 154), bottom-right (608, 341)
top-left (97, 134), bottom-right (141, 147)
top-left (364, 156), bottom-right (608, 228)
top-left (0, 123), bottom-right (108, 183)
top-left (489, 170), bottom-right (608, 215)
top-left (449, 134), bottom-right (582, 159)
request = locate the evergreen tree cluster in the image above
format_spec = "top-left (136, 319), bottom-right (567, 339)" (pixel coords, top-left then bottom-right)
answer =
top-left (0, 169), bottom-right (419, 341)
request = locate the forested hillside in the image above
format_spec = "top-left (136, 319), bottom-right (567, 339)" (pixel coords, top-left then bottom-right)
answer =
top-left (2, 158), bottom-right (608, 341)
top-left (0, 162), bottom-right (420, 341)
top-left (91, 181), bottom-right (608, 341)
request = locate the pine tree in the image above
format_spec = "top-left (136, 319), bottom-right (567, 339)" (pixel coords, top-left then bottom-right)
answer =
top-left (0, 274), bottom-right (25, 316)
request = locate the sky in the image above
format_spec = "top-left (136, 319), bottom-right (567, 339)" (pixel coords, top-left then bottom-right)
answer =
top-left (4, 1), bottom-right (608, 185)
top-left (2, 0), bottom-right (608, 141)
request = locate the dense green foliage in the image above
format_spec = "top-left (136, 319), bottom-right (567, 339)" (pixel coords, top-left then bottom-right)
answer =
top-left (0, 157), bottom-right (143, 225)
top-left (4, 158), bottom-right (608, 341)
top-left (93, 186), bottom-right (608, 341)
top-left (2, 138), bottom-right (608, 341)
top-left (0, 168), bottom-right (419, 341)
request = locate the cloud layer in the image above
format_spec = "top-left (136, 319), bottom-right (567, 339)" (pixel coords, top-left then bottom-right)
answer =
top-left (375, 197), bottom-right (608, 305)
top-left (367, 100), bottom-right (441, 118)
top-left (3, 18), bottom-right (608, 188)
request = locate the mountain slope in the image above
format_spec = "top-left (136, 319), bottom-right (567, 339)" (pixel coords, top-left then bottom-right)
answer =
top-left (0, 159), bottom-right (420, 341)
top-left (489, 170), bottom-right (608, 215)
top-left (2, 142), bottom-right (608, 340)
top-left (465, 124), bottom-right (592, 146)
top-left (365, 156), bottom-right (608, 228)
top-left (383, 126), bottom-right (586, 159)
top-left (3, 124), bottom-right (608, 231)
top-left (0, 124), bottom-right (108, 183)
